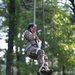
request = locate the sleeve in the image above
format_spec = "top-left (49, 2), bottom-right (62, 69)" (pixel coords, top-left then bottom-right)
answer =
top-left (24, 30), bottom-right (35, 41)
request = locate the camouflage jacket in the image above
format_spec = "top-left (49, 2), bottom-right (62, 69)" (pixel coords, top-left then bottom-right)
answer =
top-left (24, 30), bottom-right (38, 52)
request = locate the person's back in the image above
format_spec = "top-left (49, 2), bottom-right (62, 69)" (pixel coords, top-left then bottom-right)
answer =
top-left (24, 30), bottom-right (38, 50)
top-left (24, 30), bottom-right (38, 58)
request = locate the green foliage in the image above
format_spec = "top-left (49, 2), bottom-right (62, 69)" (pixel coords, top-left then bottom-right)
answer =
top-left (0, 0), bottom-right (75, 75)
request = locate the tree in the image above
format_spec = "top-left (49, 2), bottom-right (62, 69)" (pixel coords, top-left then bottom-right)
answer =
top-left (69, 0), bottom-right (75, 14)
top-left (0, 0), bottom-right (74, 75)
top-left (68, 0), bottom-right (75, 24)
top-left (6, 0), bottom-right (15, 75)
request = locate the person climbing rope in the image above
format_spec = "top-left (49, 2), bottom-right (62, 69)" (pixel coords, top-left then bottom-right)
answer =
top-left (24, 23), bottom-right (52, 75)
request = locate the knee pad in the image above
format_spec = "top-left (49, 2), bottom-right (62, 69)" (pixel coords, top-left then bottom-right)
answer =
top-left (37, 50), bottom-right (45, 55)
top-left (44, 55), bottom-right (48, 60)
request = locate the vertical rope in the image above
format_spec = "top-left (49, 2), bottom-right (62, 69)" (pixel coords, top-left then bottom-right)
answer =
top-left (34, 0), bottom-right (36, 24)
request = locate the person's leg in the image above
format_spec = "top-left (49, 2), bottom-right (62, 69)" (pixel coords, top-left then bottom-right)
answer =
top-left (37, 50), bottom-right (49, 72)
top-left (37, 50), bottom-right (53, 74)
top-left (26, 48), bottom-right (52, 74)
top-left (26, 46), bottom-right (38, 59)
top-left (44, 54), bottom-right (49, 70)
top-left (37, 50), bottom-right (45, 67)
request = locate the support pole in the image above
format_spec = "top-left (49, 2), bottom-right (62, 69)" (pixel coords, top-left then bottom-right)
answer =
top-left (42, 0), bottom-right (45, 49)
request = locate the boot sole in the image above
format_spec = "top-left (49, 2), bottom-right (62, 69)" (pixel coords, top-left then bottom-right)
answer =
top-left (41, 70), bottom-right (53, 75)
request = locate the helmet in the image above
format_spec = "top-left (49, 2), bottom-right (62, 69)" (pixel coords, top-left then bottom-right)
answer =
top-left (27, 23), bottom-right (37, 29)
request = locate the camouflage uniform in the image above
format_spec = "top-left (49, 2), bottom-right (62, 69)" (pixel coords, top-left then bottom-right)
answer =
top-left (24, 30), bottom-right (49, 72)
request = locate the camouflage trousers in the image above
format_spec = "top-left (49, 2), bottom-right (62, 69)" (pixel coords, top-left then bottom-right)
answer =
top-left (26, 46), bottom-right (48, 68)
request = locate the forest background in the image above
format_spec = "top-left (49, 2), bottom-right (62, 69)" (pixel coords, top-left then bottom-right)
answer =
top-left (0, 0), bottom-right (75, 75)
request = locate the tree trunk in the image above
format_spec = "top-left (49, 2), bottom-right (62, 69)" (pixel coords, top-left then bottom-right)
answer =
top-left (16, 51), bottom-right (20, 75)
top-left (69, 0), bottom-right (75, 24)
top-left (62, 65), bottom-right (65, 75)
top-left (69, 0), bottom-right (75, 14)
top-left (42, 0), bottom-right (45, 49)
top-left (6, 0), bottom-right (15, 75)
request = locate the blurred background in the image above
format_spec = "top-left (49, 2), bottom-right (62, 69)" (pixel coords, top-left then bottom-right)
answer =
top-left (0, 0), bottom-right (75, 75)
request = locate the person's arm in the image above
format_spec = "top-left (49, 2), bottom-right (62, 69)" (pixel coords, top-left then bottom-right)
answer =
top-left (24, 30), bottom-right (35, 41)
top-left (35, 35), bottom-right (42, 49)
top-left (35, 35), bottom-right (40, 42)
